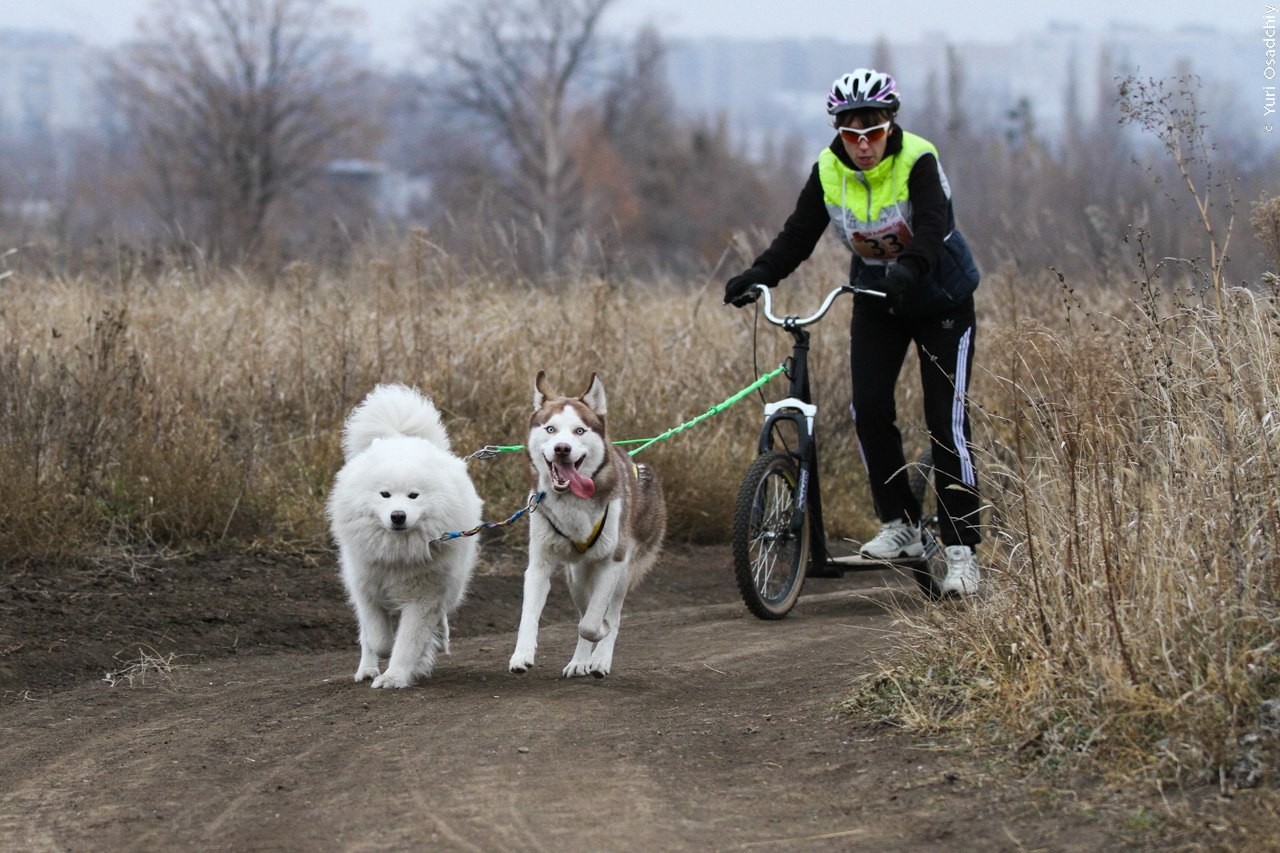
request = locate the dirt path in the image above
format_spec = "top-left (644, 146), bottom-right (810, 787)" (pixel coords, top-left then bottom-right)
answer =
top-left (0, 542), bottom-right (1124, 852)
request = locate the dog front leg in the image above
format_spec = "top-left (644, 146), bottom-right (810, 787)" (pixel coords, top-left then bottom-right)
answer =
top-left (373, 603), bottom-right (439, 689)
top-left (584, 561), bottom-right (633, 677)
top-left (576, 561), bottom-right (624, 643)
top-left (509, 562), bottom-right (553, 673)
top-left (349, 589), bottom-right (393, 683)
top-left (565, 561), bottom-right (625, 678)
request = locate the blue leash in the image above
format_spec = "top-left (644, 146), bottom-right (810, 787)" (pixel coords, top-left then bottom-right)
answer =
top-left (432, 491), bottom-right (544, 544)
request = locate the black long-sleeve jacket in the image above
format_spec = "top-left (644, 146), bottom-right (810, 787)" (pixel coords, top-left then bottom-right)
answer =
top-left (748, 126), bottom-right (977, 313)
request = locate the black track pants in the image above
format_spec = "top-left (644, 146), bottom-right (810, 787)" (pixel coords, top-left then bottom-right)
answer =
top-left (849, 296), bottom-right (981, 547)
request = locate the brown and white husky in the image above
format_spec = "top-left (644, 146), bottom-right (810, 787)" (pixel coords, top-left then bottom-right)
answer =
top-left (508, 372), bottom-right (667, 678)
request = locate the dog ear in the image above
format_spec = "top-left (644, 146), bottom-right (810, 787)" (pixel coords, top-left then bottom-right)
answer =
top-left (533, 370), bottom-right (553, 410)
top-left (580, 372), bottom-right (607, 416)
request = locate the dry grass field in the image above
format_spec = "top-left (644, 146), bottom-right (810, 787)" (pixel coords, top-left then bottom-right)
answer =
top-left (1, 229), bottom-right (1278, 843)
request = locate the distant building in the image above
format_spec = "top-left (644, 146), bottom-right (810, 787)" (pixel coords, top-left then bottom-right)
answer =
top-left (0, 29), bottom-right (103, 137)
top-left (662, 23), bottom-right (1263, 158)
top-left (326, 159), bottom-right (432, 220)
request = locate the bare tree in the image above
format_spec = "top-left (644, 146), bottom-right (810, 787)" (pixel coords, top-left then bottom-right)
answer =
top-left (581, 26), bottom-right (790, 274)
top-left (405, 16), bottom-right (788, 277)
top-left (424, 0), bottom-right (615, 274)
top-left (107, 0), bottom-right (375, 260)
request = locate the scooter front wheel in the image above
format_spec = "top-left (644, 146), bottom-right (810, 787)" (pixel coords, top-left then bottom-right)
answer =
top-left (732, 451), bottom-right (810, 619)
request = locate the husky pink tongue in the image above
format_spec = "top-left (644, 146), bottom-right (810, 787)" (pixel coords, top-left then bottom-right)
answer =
top-left (555, 460), bottom-right (595, 499)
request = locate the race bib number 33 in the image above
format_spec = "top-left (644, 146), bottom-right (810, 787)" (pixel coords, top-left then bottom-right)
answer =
top-left (851, 219), bottom-right (912, 261)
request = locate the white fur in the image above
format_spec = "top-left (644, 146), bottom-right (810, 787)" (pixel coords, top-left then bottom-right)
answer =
top-left (327, 383), bottom-right (482, 689)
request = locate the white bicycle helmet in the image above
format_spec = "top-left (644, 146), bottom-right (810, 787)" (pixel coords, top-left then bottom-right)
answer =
top-left (826, 68), bottom-right (900, 121)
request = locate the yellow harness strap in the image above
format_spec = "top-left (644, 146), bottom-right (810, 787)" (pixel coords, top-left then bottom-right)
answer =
top-left (568, 504), bottom-right (608, 554)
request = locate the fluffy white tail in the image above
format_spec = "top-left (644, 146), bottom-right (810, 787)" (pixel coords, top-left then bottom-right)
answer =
top-left (341, 383), bottom-right (451, 459)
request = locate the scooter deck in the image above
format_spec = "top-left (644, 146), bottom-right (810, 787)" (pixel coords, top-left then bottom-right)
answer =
top-left (806, 551), bottom-right (926, 578)
top-left (828, 553), bottom-right (920, 567)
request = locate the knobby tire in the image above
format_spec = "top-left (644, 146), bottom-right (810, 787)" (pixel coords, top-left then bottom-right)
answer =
top-left (732, 451), bottom-right (810, 619)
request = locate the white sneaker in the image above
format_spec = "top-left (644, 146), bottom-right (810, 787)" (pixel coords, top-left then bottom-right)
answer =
top-left (859, 519), bottom-right (923, 560)
top-left (941, 545), bottom-right (980, 596)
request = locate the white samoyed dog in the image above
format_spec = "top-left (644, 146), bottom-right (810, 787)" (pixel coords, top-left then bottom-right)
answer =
top-left (327, 383), bottom-right (483, 689)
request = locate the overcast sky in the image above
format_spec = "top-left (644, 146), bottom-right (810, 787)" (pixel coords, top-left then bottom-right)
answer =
top-left (5, 0), bottom-right (1254, 68)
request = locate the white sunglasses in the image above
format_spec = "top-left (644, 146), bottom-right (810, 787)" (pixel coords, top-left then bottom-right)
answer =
top-left (838, 121), bottom-right (893, 144)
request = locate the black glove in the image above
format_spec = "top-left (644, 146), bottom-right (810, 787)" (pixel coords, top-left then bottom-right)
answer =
top-left (723, 266), bottom-right (777, 307)
top-left (881, 263), bottom-right (917, 315)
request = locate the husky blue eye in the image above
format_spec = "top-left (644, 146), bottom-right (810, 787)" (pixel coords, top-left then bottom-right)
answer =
top-left (380, 491), bottom-right (391, 498)
top-left (546, 426), bottom-right (556, 434)
top-left (574, 427), bottom-right (586, 435)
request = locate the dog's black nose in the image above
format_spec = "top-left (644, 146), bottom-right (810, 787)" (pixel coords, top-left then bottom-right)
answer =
top-left (390, 510), bottom-right (407, 526)
top-left (554, 442), bottom-right (571, 457)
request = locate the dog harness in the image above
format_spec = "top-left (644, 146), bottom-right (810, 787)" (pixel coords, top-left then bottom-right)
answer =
top-left (544, 504), bottom-right (609, 554)
top-left (540, 463), bottom-right (641, 554)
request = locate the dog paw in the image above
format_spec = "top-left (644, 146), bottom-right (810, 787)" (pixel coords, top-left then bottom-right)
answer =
top-left (371, 670), bottom-right (414, 689)
top-left (509, 651), bottom-right (535, 674)
top-left (563, 659), bottom-right (608, 678)
top-left (354, 665), bottom-right (381, 683)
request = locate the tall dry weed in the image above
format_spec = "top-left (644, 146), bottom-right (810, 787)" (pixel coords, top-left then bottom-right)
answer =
top-left (847, 275), bottom-right (1280, 790)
